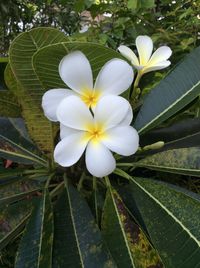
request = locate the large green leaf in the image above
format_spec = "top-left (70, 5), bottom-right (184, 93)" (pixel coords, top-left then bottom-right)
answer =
top-left (0, 200), bottom-right (31, 251)
top-left (4, 63), bottom-right (19, 94)
top-left (8, 27), bottom-right (68, 156)
top-left (135, 147), bottom-right (200, 177)
top-left (15, 190), bottom-right (53, 268)
top-left (125, 177), bottom-right (200, 268)
top-left (102, 185), bottom-right (162, 268)
top-left (33, 42), bottom-right (123, 90)
top-left (53, 178), bottom-right (116, 268)
top-left (0, 90), bottom-right (21, 117)
top-left (134, 46), bottom-right (200, 134)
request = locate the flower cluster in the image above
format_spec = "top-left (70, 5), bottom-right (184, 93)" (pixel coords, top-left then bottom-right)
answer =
top-left (42, 51), bottom-right (138, 177)
top-left (42, 35), bottom-right (171, 177)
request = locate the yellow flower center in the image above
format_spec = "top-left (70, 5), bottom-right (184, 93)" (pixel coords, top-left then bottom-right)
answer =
top-left (83, 123), bottom-right (107, 144)
top-left (81, 89), bottom-right (101, 108)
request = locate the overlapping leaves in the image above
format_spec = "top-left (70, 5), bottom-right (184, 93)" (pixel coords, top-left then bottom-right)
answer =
top-left (134, 46), bottom-right (200, 134)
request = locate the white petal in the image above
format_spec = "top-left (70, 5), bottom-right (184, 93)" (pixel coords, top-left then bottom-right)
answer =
top-left (119, 106), bottom-right (133, 126)
top-left (94, 58), bottom-right (133, 96)
top-left (85, 141), bottom-right (116, 177)
top-left (94, 95), bottom-right (130, 130)
top-left (136, 35), bottom-right (153, 65)
top-left (142, 60), bottom-right (171, 74)
top-left (148, 46), bottom-right (172, 66)
top-left (118, 45), bottom-right (139, 66)
top-left (54, 131), bottom-right (88, 167)
top-left (57, 96), bottom-right (93, 131)
top-left (42, 89), bottom-right (73, 121)
top-left (102, 126), bottom-right (139, 156)
top-left (60, 124), bottom-right (79, 139)
top-left (59, 51), bottom-right (93, 94)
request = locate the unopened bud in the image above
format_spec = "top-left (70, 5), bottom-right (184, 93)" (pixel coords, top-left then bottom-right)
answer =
top-left (143, 141), bottom-right (165, 151)
top-left (135, 87), bottom-right (141, 95)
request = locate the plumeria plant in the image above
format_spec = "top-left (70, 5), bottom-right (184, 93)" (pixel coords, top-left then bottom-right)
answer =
top-left (1, 27), bottom-right (200, 268)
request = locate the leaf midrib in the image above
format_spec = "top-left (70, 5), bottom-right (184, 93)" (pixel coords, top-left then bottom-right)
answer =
top-left (109, 188), bottom-right (136, 268)
top-left (65, 180), bottom-right (84, 268)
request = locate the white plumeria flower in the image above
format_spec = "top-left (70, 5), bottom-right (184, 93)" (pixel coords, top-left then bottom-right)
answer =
top-left (54, 95), bottom-right (139, 178)
top-left (118, 35), bottom-right (172, 75)
top-left (42, 51), bottom-right (134, 122)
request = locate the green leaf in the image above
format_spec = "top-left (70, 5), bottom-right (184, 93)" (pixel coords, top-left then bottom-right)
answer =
top-left (135, 147), bottom-right (200, 177)
top-left (8, 27), bottom-right (68, 156)
top-left (140, 0), bottom-right (155, 9)
top-left (0, 90), bottom-right (21, 117)
top-left (0, 58), bottom-right (8, 63)
top-left (0, 179), bottom-right (42, 206)
top-left (89, 178), bottom-right (106, 226)
top-left (15, 190), bottom-right (53, 268)
top-left (140, 118), bottom-right (200, 150)
top-left (0, 117), bottom-right (47, 166)
top-left (127, 177), bottom-right (200, 268)
top-left (0, 200), bottom-right (31, 251)
top-left (33, 42), bottom-right (123, 90)
top-left (102, 185), bottom-right (162, 268)
top-left (127, 0), bottom-right (138, 9)
top-left (53, 178), bottom-right (116, 268)
top-left (134, 46), bottom-right (200, 134)
top-left (0, 168), bottom-right (25, 185)
top-left (4, 63), bottom-right (19, 94)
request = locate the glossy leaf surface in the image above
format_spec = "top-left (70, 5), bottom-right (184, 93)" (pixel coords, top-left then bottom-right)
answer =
top-left (53, 178), bottom-right (115, 268)
top-left (135, 147), bottom-right (200, 177)
top-left (126, 177), bottom-right (200, 268)
top-left (15, 190), bottom-right (53, 268)
top-left (102, 186), bottom-right (162, 268)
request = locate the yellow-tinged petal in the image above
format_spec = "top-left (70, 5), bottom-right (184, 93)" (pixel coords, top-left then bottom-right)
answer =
top-left (85, 141), bottom-right (116, 177)
top-left (142, 60), bottom-right (171, 74)
top-left (94, 95), bottom-right (131, 130)
top-left (42, 88), bottom-right (74, 122)
top-left (94, 58), bottom-right (134, 96)
top-left (147, 46), bottom-right (172, 66)
top-left (56, 95), bottom-right (93, 131)
top-left (102, 126), bottom-right (139, 156)
top-left (59, 51), bottom-right (93, 94)
top-left (136, 35), bottom-right (153, 65)
top-left (54, 131), bottom-right (88, 167)
top-left (118, 45), bottom-right (139, 66)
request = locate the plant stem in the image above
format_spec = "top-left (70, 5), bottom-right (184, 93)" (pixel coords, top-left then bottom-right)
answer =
top-left (131, 71), bottom-right (142, 101)
top-left (50, 181), bottom-right (64, 198)
top-left (113, 168), bottom-right (131, 181)
top-left (45, 173), bottom-right (54, 189)
top-left (104, 176), bottom-right (111, 188)
top-left (116, 163), bottom-right (134, 167)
